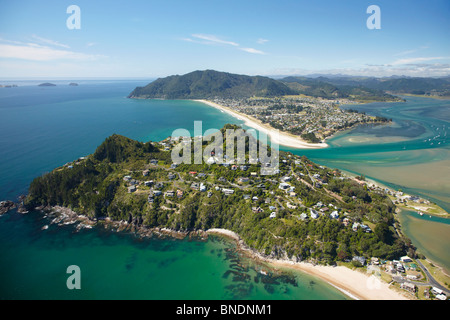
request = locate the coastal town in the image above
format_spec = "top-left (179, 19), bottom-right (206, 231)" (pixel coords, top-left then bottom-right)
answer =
top-left (209, 96), bottom-right (390, 143)
top-left (17, 131), bottom-right (448, 301)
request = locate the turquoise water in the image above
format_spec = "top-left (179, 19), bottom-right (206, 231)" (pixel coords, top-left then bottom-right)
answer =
top-left (0, 210), bottom-right (348, 300)
top-left (0, 81), bottom-right (348, 300)
top-left (287, 97), bottom-right (450, 213)
top-left (1, 81), bottom-right (449, 299)
top-left (0, 81), bottom-right (243, 201)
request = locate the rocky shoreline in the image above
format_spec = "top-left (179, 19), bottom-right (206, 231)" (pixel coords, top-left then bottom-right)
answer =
top-left (3, 204), bottom-right (411, 300)
top-left (31, 205), bottom-right (210, 241)
top-left (0, 196), bottom-right (28, 215)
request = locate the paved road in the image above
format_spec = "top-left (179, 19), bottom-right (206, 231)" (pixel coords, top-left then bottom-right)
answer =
top-left (416, 260), bottom-right (450, 295)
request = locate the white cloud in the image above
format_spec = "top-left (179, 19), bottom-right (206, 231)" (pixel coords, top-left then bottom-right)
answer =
top-left (0, 43), bottom-right (106, 61)
top-left (191, 34), bottom-right (239, 47)
top-left (393, 46), bottom-right (429, 57)
top-left (257, 38), bottom-right (269, 44)
top-left (263, 63), bottom-right (450, 78)
top-left (392, 56), bottom-right (448, 65)
top-left (240, 47), bottom-right (266, 55)
top-left (182, 34), bottom-right (267, 55)
top-left (31, 35), bottom-right (71, 49)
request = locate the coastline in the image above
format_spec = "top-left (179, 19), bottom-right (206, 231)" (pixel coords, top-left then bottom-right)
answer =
top-left (34, 206), bottom-right (412, 300)
top-left (206, 228), bottom-right (410, 300)
top-left (193, 99), bottom-right (329, 149)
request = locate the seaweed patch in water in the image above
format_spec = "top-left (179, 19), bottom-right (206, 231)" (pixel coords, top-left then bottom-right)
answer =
top-left (125, 252), bottom-right (138, 271)
top-left (264, 284), bottom-right (275, 294)
top-left (224, 284), bottom-right (253, 299)
top-left (157, 256), bottom-right (180, 268)
top-left (222, 270), bottom-right (251, 282)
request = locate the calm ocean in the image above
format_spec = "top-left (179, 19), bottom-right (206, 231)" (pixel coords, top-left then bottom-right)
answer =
top-left (0, 80), bottom-right (448, 298)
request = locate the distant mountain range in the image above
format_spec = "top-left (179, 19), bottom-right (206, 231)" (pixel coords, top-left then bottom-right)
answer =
top-left (128, 70), bottom-right (450, 101)
top-left (301, 76), bottom-right (450, 96)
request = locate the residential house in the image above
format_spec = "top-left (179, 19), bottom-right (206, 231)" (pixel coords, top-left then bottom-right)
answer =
top-left (286, 203), bottom-right (297, 209)
top-left (144, 181), bottom-right (154, 187)
top-left (128, 186), bottom-right (136, 193)
top-left (190, 182), bottom-right (199, 190)
top-left (400, 256), bottom-right (413, 263)
top-left (310, 209), bottom-right (319, 219)
top-left (400, 282), bottom-right (416, 294)
top-left (269, 212), bottom-right (277, 219)
top-left (252, 207), bottom-right (264, 213)
top-left (168, 173), bottom-right (176, 180)
top-left (278, 182), bottom-right (290, 190)
top-left (342, 217), bottom-right (350, 227)
top-left (222, 188), bottom-right (234, 195)
top-left (330, 211), bottom-right (339, 219)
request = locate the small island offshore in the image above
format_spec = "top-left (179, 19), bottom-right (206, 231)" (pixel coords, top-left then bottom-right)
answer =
top-left (17, 124), bottom-right (450, 300)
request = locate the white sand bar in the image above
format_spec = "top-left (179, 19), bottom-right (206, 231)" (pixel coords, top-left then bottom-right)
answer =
top-left (195, 99), bottom-right (328, 149)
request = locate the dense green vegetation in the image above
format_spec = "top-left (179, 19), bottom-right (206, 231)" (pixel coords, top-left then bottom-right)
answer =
top-left (306, 76), bottom-right (450, 97)
top-left (25, 126), bottom-right (415, 265)
top-left (129, 70), bottom-right (450, 101)
top-left (281, 76), bottom-right (402, 102)
top-left (128, 70), bottom-right (295, 99)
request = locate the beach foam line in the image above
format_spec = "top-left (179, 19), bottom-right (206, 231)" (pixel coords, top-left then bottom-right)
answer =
top-left (206, 228), bottom-right (410, 300)
top-left (194, 99), bottom-right (329, 150)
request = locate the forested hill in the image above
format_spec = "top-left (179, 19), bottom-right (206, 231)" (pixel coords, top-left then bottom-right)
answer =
top-left (294, 76), bottom-right (450, 97)
top-left (280, 76), bottom-right (403, 102)
top-left (128, 70), bottom-right (295, 99)
top-left (25, 125), bottom-right (415, 264)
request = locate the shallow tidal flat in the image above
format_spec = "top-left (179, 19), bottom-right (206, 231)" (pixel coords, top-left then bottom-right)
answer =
top-left (398, 211), bottom-right (450, 275)
top-left (333, 148), bottom-right (450, 212)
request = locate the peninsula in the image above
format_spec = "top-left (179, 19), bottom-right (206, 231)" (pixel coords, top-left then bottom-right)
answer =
top-left (23, 125), bottom-right (449, 300)
top-left (129, 70), bottom-right (393, 145)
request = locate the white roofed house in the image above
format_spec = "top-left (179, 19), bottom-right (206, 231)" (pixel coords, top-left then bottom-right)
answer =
top-left (330, 211), bottom-right (339, 219)
top-left (299, 213), bottom-right (308, 220)
top-left (309, 208), bottom-right (319, 219)
top-left (279, 182), bottom-right (290, 191)
top-left (222, 188), bottom-right (234, 195)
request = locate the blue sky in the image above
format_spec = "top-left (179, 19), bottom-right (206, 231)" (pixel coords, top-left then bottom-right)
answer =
top-left (0, 0), bottom-right (449, 78)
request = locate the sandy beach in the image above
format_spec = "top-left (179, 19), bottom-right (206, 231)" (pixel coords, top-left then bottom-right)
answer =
top-left (206, 228), bottom-right (410, 300)
top-left (194, 99), bottom-right (328, 149)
